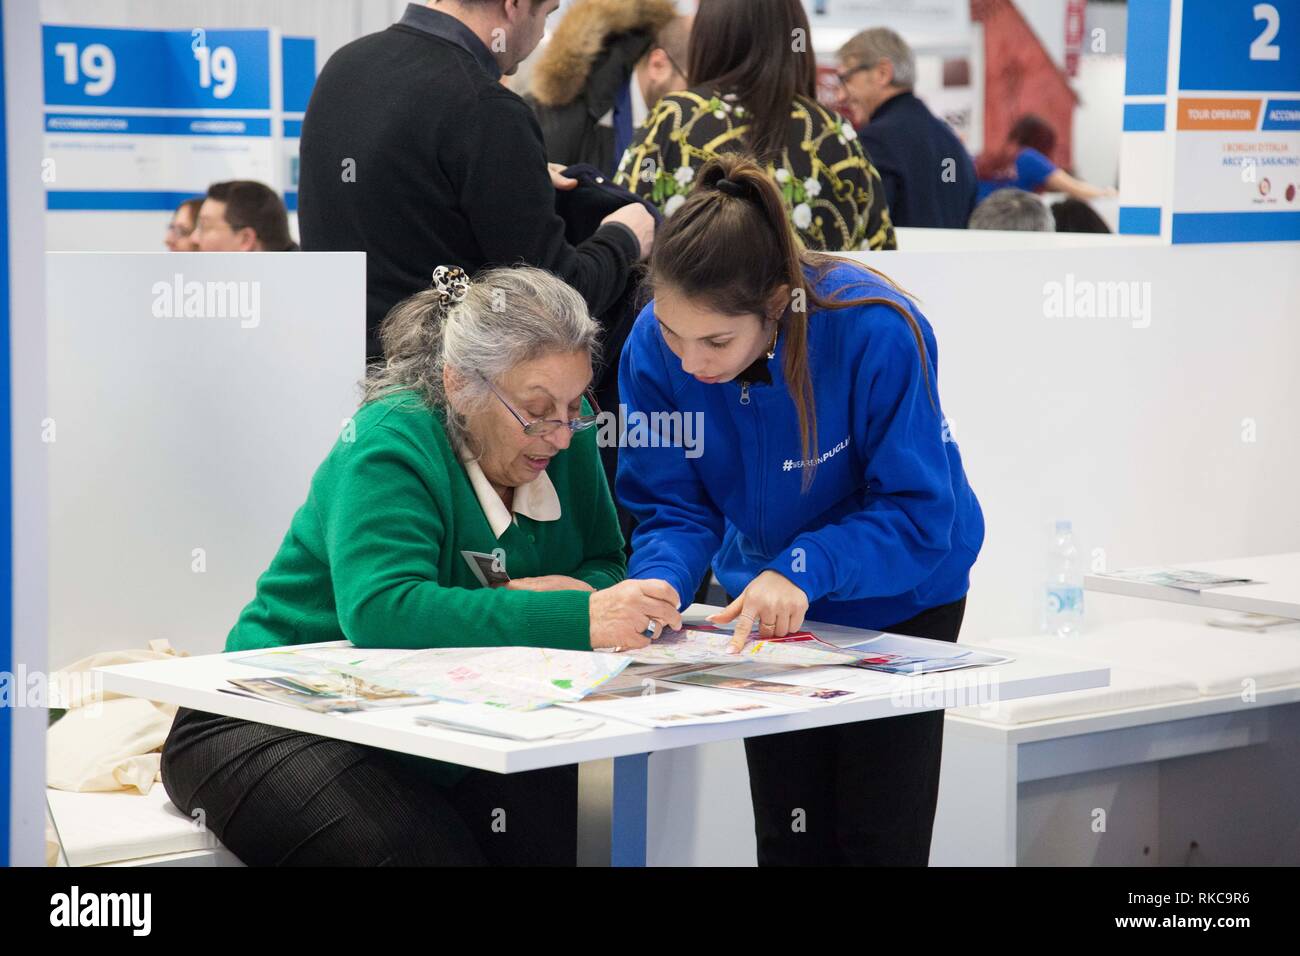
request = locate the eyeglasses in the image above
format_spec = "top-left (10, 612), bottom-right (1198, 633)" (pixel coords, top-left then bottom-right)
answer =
top-left (836, 64), bottom-right (870, 86)
top-left (659, 47), bottom-right (687, 81)
top-left (166, 222), bottom-right (195, 237)
top-left (484, 378), bottom-right (602, 437)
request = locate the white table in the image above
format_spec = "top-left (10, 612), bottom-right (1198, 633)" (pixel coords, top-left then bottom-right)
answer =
top-left (96, 605), bottom-right (1109, 866)
top-left (1084, 552), bottom-right (1300, 618)
top-left (936, 683), bottom-right (1300, 865)
top-left (933, 616), bottom-right (1300, 865)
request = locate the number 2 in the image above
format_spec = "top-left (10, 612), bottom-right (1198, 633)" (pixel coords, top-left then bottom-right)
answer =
top-left (1251, 3), bottom-right (1281, 62)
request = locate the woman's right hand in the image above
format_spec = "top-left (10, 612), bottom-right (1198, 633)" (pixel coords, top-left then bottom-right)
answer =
top-left (589, 579), bottom-right (683, 651)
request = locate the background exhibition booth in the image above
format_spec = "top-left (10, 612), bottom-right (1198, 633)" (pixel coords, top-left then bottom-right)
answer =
top-left (2, 0), bottom-right (1296, 867)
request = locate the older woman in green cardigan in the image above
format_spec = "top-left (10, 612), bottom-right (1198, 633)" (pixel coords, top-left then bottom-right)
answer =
top-left (161, 266), bottom-right (681, 866)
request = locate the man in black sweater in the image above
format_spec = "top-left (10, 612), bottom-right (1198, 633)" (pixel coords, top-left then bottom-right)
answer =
top-left (837, 27), bottom-right (977, 230)
top-left (299, 1), bottom-right (654, 362)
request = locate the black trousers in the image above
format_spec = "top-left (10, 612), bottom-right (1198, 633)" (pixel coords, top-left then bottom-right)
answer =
top-left (160, 707), bottom-right (577, 866)
top-left (742, 596), bottom-right (967, 866)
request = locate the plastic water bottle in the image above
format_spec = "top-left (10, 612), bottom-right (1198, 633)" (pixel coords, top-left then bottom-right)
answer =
top-left (1045, 520), bottom-right (1084, 637)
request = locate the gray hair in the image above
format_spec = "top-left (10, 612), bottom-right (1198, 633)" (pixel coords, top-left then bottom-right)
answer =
top-left (968, 189), bottom-right (1056, 232)
top-left (838, 27), bottom-right (916, 89)
top-left (362, 266), bottom-right (600, 457)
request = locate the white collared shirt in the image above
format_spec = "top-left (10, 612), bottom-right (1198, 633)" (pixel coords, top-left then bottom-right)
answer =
top-left (629, 67), bottom-right (649, 128)
top-left (461, 456), bottom-right (562, 539)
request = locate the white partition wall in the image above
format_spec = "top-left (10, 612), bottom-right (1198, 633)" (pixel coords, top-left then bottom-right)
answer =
top-left (843, 242), bottom-right (1300, 643)
top-left (47, 252), bottom-right (364, 666)
top-left (648, 239), bottom-right (1300, 866)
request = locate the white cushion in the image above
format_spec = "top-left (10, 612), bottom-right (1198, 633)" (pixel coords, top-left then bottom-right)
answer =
top-left (46, 786), bottom-right (226, 867)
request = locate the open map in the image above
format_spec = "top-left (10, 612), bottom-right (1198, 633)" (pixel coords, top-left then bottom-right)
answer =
top-left (237, 645), bottom-right (629, 711)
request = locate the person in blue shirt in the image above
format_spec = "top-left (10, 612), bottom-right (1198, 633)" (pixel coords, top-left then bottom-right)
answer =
top-left (974, 114), bottom-right (1115, 203)
top-left (616, 153), bottom-right (985, 866)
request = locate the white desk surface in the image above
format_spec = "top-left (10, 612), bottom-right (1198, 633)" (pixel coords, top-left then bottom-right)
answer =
top-left (97, 605), bottom-right (1108, 774)
top-left (1084, 551), bottom-right (1300, 618)
top-left (949, 682), bottom-right (1300, 744)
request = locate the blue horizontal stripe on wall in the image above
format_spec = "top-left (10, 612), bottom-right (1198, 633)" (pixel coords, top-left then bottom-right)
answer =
top-left (48, 190), bottom-right (201, 211)
top-left (1123, 103), bottom-right (1166, 131)
top-left (1119, 206), bottom-right (1162, 235)
top-left (48, 189), bottom-right (299, 212)
top-left (45, 114), bottom-right (271, 137)
top-left (1125, 0), bottom-right (1171, 95)
top-left (1172, 211), bottom-right (1300, 243)
top-left (283, 119), bottom-right (303, 138)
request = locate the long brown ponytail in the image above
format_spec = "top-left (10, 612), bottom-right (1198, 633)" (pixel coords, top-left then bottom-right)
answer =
top-left (648, 153), bottom-right (934, 490)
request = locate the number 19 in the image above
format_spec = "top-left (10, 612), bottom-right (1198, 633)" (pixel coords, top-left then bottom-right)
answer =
top-left (54, 41), bottom-right (116, 96)
top-left (194, 43), bottom-right (238, 99)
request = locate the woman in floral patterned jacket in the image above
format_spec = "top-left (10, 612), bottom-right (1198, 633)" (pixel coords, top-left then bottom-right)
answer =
top-left (613, 0), bottom-right (897, 252)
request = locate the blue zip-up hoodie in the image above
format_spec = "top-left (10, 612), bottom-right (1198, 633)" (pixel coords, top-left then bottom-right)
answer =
top-left (616, 261), bottom-right (984, 631)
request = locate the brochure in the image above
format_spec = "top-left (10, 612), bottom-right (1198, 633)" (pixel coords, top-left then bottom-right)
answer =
top-left (562, 683), bottom-right (804, 727)
top-left (1097, 567), bottom-right (1259, 592)
top-left (224, 673), bottom-right (432, 714)
top-left (836, 633), bottom-right (1013, 675)
top-left (660, 661), bottom-right (857, 703)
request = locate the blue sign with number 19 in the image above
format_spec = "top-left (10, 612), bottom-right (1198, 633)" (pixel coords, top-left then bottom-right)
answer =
top-left (42, 26), bottom-right (270, 110)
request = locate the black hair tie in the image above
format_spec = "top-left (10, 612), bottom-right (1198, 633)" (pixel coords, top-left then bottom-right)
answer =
top-left (716, 177), bottom-right (746, 198)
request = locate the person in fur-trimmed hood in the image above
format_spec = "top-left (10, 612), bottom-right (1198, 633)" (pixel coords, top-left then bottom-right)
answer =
top-left (528, 0), bottom-right (691, 177)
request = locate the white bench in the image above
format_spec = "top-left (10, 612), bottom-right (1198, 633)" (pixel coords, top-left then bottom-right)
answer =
top-left (46, 786), bottom-right (243, 867)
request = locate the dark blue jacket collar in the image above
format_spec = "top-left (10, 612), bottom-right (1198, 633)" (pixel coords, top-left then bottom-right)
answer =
top-left (398, 3), bottom-right (501, 80)
top-left (868, 90), bottom-right (918, 123)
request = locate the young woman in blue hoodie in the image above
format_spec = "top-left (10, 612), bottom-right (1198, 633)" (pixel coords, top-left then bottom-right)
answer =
top-left (617, 153), bottom-right (984, 866)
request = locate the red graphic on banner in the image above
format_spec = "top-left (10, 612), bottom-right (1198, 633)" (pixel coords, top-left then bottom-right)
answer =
top-left (1065, 0), bottom-right (1086, 77)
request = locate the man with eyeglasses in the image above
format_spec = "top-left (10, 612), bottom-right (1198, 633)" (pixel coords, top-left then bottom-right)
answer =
top-left (195, 180), bottom-right (299, 252)
top-left (837, 27), bottom-right (977, 229)
top-left (527, 0), bottom-right (693, 177)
